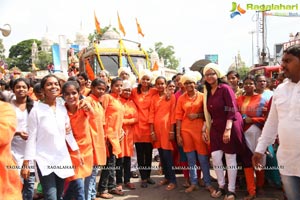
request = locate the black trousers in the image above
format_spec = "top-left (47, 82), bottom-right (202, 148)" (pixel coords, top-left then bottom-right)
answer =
top-left (135, 142), bottom-right (153, 180)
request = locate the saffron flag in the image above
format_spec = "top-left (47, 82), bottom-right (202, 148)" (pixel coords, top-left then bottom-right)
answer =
top-left (85, 60), bottom-right (95, 80)
top-left (136, 18), bottom-right (144, 37)
top-left (117, 12), bottom-right (126, 36)
top-left (151, 61), bottom-right (159, 71)
top-left (94, 11), bottom-right (101, 35)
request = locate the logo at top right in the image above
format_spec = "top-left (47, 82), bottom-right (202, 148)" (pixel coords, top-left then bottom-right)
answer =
top-left (230, 2), bottom-right (246, 18)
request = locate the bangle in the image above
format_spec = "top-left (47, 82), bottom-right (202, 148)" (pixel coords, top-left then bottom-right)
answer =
top-left (170, 131), bottom-right (175, 133)
top-left (225, 127), bottom-right (231, 131)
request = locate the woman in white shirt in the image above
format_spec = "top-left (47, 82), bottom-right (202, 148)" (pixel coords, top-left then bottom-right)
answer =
top-left (11, 78), bottom-right (35, 200)
top-left (21, 74), bottom-right (81, 200)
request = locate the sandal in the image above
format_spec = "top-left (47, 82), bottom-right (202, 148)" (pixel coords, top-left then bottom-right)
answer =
top-left (185, 184), bottom-right (197, 193)
top-left (206, 185), bottom-right (216, 195)
top-left (125, 182), bottom-right (136, 190)
top-left (243, 194), bottom-right (256, 200)
top-left (165, 183), bottom-right (176, 191)
top-left (198, 178), bottom-right (205, 187)
top-left (224, 191), bottom-right (236, 200)
top-left (98, 193), bottom-right (113, 199)
top-left (108, 188), bottom-right (125, 196)
top-left (182, 180), bottom-right (191, 188)
top-left (158, 179), bottom-right (169, 186)
top-left (211, 187), bottom-right (226, 198)
top-left (116, 184), bottom-right (123, 191)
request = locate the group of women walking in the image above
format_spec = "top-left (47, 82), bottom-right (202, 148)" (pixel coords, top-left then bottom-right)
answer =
top-left (1, 62), bottom-right (277, 200)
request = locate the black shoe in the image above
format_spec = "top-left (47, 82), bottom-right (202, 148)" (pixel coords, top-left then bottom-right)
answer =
top-left (147, 178), bottom-right (156, 184)
top-left (131, 171), bottom-right (139, 178)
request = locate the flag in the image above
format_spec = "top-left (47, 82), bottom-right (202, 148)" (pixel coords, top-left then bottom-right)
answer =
top-left (151, 61), bottom-right (159, 71)
top-left (85, 60), bottom-right (95, 80)
top-left (94, 11), bottom-right (101, 35)
top-left (136, 18), bottom-right (144, 37)
top-left (117, 12), bottom-right (126, 36)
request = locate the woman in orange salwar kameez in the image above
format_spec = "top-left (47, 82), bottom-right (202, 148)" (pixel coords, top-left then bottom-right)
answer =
top-left (149, 76), bottom-right (177, 191)
top-left (62, 81), bottom-right (94, 200)
top-left (96, 77), bottom-right (125, 199)
top-left (131, 69), bottom-right (157, 188)
top-left (0, 100), bottom-right (22, 200)
top-left (237, 75), bottom-right (269, 200)
top-left (116, 80), bottom-right (138, 190)
top-left (175, 72), bottom-right (214, 194)
top-left (84, 78), bottom-right (107, 200)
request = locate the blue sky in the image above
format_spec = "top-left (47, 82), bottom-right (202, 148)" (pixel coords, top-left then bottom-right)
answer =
top-left (1, 0), bottom-right (300, 72)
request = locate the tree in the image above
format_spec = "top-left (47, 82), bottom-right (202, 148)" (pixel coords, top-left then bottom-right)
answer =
top-left (148, 42), bottom-right (179, 70)
top-left (88, 26), bottom-right (119, 43)
top-left (37, 51), bottom-right (53, 70)
top-left (236, 66), bottom-right (251, 80)
top-left (7, 39), bottom-right (41, 71)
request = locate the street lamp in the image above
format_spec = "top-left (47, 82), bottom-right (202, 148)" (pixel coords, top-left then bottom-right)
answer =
top-left (0, 24), bottom-right (11, 37)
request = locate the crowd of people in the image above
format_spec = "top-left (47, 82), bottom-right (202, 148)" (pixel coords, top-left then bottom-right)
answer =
top-left (1, 44), bottom-right (300, 200)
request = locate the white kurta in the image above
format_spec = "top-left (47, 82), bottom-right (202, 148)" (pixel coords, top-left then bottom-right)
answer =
top-left (24, 100), bottom-right (79, 178)
top-left (256, 79), bottom-right (300, 176)
top-left (11, 103), bottom-right (35, 173)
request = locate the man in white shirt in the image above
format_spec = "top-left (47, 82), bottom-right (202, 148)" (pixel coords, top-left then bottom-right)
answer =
top-left (253, 44), bottom-right (300, 200)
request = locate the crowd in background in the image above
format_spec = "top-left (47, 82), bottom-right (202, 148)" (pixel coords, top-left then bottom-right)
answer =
top-left (2, 45), bottom-right (300, 200)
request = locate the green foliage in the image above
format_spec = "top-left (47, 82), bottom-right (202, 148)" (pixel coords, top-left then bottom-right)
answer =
top-left (237, 66), bottom-right (251, 80)
top-left (8, 39), bottom-right (41, 71)
top-left (37, 51), bottom-right (53, 70)
top-left (148, 42), bottom-right (179, 70)
top-left (88, 26), bottom-right (117, 42)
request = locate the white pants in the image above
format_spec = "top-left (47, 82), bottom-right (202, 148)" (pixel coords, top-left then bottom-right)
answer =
top-left (244, 124), bottom-right (266, 165)
top-left (211, 150), bottom-right (237, 193)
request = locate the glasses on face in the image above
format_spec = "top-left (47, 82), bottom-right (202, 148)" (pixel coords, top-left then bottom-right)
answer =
top-left (204, 73), bottom-right (216, 77)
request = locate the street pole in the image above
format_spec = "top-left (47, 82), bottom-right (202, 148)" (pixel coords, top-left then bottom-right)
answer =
top-left (249, 30), bottom-right (255, 67)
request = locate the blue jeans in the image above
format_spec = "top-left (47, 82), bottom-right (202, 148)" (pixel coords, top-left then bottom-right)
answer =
top-left (63, 178), bottom-right (85, 200)
top-left (37, 165), bottom-right (65, 200)
top-left (281, 175), bottom-right (300, 200)
top-left (22, 172), bottom-right (35, 200)
top-left (97, 154), bottom-right (116, 193)
top-left (84, 166), bottom-right (99, 200)
top-left (158, 148), bottom-right (176, 184)
top-left (186, 151), bottom-right (211, 186)
top-left (97, 144), bottom-right (116, 194)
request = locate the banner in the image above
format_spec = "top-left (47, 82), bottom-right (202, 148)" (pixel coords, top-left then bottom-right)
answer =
top-left (52, 44), bottom-right (61, 72)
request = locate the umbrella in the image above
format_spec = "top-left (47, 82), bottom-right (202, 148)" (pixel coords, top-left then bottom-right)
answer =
top-left (190, 59), bottom-right (211, 75)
